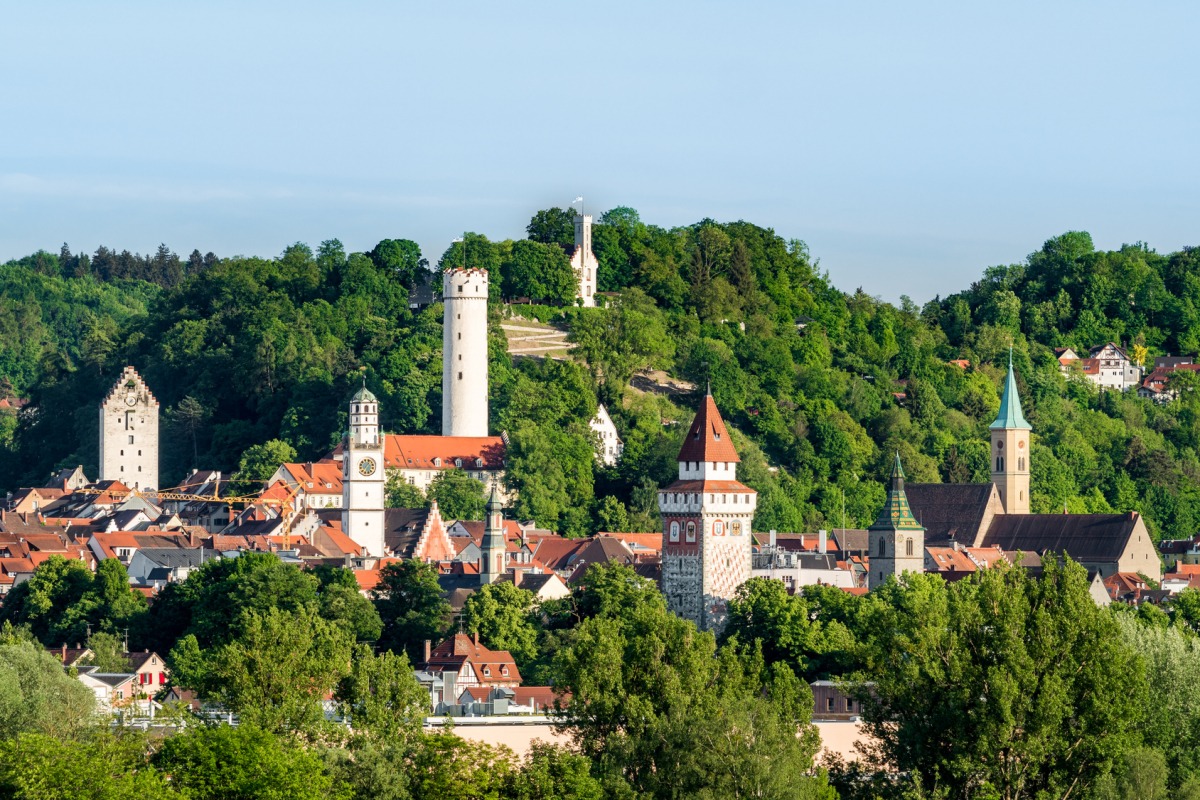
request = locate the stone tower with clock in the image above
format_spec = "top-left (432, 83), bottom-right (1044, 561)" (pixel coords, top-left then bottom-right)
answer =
top-left (99, 366), bottom-right (159, 490)
top-left (990, 351), bottom-right (1031, 514)
top-left (867, 454), bottom-right (926, 590)
top-left (342, 384), bottom-right (386, 556)
top-left (658, 389), bottom-right (756, 632)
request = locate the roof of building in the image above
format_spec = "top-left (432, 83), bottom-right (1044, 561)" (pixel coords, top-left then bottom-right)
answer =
top-left (869, 455), bottom-right (925, 533)
top-left (677, 391), bottom-right (740, 464)
top-left (421, 633), bottom-right (522, 685)
top-left (991, 352), bottom-right (1031, 430)
top-left (925, 546), bottom-right (977, 574)
top-left (351, 384), bottom-right (377, 403)
top-left (660, 479), bottom-right (755, 494)
top-left (386, 436), bottom-right (506, 470)
top-left (980, 512), bottom-right (1142, 561)
top-left (904, 483), bottom-right (997, 542)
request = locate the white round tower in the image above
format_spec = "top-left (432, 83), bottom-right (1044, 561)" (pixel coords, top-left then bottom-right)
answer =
top-left (442, 268), bottom-right (490, 437)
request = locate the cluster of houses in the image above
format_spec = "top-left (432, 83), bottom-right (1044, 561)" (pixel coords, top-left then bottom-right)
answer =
top-left (1055, 343), bottom-right (1200, 403)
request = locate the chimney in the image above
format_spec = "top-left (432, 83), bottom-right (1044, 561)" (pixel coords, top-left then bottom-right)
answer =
top-left (424, 639), bottom-right (431, 663)
top-left (818, 529), bottom-right (827, 555)
top-left (473, 631), bottom-right (479, 648)
top-left (61, 643), bottom-right (66, 661)
top-left (769, 529), bottom-right (776, 548)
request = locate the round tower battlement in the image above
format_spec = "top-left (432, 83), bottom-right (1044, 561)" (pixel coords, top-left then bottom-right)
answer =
top-left (443, 268), bottom-right (489, 298)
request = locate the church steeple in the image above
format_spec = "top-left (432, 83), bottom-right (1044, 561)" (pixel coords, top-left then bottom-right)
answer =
top-left (990, 349), bottom-right (1031, 514)
top-left (991, 349), bottom-right (1031, 431)
top-left (481, 482), bottom-right (506, 585)
top-left (868, 454), bottom-right (925, 590)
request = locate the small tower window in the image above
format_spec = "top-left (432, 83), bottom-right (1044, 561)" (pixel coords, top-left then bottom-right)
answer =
top-left (906, 538), bottom-right (913, 556)
top-left (458, 285), bottom-right (464, 293)
top-left (878, 539), bottom-right (885, 557)
top-left (458, 372), bottom-right (463, 380)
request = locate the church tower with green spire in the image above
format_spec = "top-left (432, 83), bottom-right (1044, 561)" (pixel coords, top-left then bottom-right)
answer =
top-left (990, 350), bottom-right (1031, 514)
top-left (868, 454), bottom-right (926, 589)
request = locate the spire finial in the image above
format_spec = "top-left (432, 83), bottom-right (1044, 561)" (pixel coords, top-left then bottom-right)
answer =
top-left (706, 378), bottom-right (712, 397)
top-left (1008, 345), bottom-right (1014, 370)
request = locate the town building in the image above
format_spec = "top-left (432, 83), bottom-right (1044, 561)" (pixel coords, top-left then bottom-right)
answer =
top-left (1057, 343), bottom-right (1143, 391)
top-left (903, 357), bottom-right (1162, 581)
top-left (570, 214), bottom-right (598, 307)
top-left (442, 267), bottom-right (490, 437)
top-left (589, 404), bottom-right (623, 466)
top-left (1138, 361), bottom-right (1200, 403)
top-left (98, 366), bottom-right (159, 490)
top-left (659, 389), bottom-right (756, 631)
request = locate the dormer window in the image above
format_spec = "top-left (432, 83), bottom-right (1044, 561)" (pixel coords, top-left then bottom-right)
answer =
top-left (501, 666), bottom-right (509, 676)
top-left (475, 458), bottom-right (483, 468)
top-left (483, 666), bottom-right (491, 676)
top-left (433, 457), bottom-right (442, 467)
top-left (714, 433), bottom-right (721, 441)
top-left (455, 458), bottom-right (462, 468)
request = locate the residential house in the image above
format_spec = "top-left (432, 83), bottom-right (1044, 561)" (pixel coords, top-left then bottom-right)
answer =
top-left (1059, 343), bottom-right (1143, 391)
top-left (589, 404), bottom-right (624, 466)
top-left (417, 633), bottom-right (522, 708)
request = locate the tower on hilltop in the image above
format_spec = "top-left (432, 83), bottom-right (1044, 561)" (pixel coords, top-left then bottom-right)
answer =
top-left (99, 366), bottom-right (159, 490)
top-left (658, 387), bottom-right (756, 631)
top-left (342, 384), bottom-right (385, 556)
top-left (990, 350), bottom-right (1031, 515)
top-left (868, 454), bottom-right (926, 590)
top-left (442, 268), bottom-right (489, 437)
top-left (570, 214), bottom-right (597, 308)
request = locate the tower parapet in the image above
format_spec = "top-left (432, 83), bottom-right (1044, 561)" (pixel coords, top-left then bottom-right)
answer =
top-left (442, 268), bottom-right (490, 437)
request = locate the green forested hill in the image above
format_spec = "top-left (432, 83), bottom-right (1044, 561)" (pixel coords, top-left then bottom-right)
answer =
top-left (1, 219), bottom-right (1198, 539)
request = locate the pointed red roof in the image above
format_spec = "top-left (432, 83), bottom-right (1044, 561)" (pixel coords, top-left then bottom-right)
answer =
top-left (677, 393), bottom-right (740, 463)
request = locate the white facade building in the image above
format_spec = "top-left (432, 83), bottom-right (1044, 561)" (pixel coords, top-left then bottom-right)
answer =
top-left (342, 386), bottom-right (386, 556)
top-left (99, 366), bottom-right (159, 490)
top-left (570, 215), bottom-right (598, 308)
top-left (1059, 343), bottom-right (1143, 392)
top-left (589, 404), bottom-right (623, 466)
top-left (443, 268), bottom-right (490, 437)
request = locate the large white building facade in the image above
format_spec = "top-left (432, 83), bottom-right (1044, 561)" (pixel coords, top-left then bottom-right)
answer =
top-left (659, 390), bottom-right (756, 631)
top-left (98, 366), bottom-right (159, 490)
top-left (442, 268), bottom-right (490, 437)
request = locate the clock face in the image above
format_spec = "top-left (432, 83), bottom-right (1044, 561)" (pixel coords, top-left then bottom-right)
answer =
top-left (358, 458), bottom-right (377, 477)
top-left (124, 393), bottom-right (138, 407)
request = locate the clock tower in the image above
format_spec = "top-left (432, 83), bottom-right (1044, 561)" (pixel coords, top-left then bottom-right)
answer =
top-left (342, 383), bottom-right (386, 556)
top-left (99, 366), bottom-right (159, 490)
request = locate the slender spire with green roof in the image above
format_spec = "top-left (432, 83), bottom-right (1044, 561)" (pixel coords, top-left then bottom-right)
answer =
top-left (990, 348), bottom-right (1031, 430)
top-left (869, 453), bottom-right (925, 532)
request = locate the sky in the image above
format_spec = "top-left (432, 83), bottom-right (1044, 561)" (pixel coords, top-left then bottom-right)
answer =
top-left (1, 1), bottom-right (1197, 302)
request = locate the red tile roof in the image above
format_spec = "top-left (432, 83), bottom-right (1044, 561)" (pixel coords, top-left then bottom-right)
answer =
top-left (677, 394), bottom-right (740, 464)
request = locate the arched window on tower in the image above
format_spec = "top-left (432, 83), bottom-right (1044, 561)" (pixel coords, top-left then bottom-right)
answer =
top-left (906, 538), bottom-right (914, 556)
top-left (878, 538), bottom-right (886, 557)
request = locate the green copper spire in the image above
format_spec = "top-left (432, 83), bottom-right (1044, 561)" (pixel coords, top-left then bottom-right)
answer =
top-left (990, 348), bottom-right (1031, 431)
top-left (869, 454), bottom-right (925, 532)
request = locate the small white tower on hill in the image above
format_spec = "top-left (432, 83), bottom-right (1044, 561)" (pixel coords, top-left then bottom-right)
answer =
top-left (570, 215), bottom-right (598, 308)
top-left (442, 268), bottom-right (489, 437)
top-left (342, 384), bottom-right (385, 556)
top-left (99, 366), bottom-right (159, 490)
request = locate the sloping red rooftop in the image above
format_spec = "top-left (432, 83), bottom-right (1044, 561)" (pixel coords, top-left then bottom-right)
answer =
top-left (677, 393), bottom-right (740, 463)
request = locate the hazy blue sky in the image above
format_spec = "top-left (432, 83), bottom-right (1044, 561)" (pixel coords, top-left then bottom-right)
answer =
top-left (2, 1), bottom-right (1196, 301)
